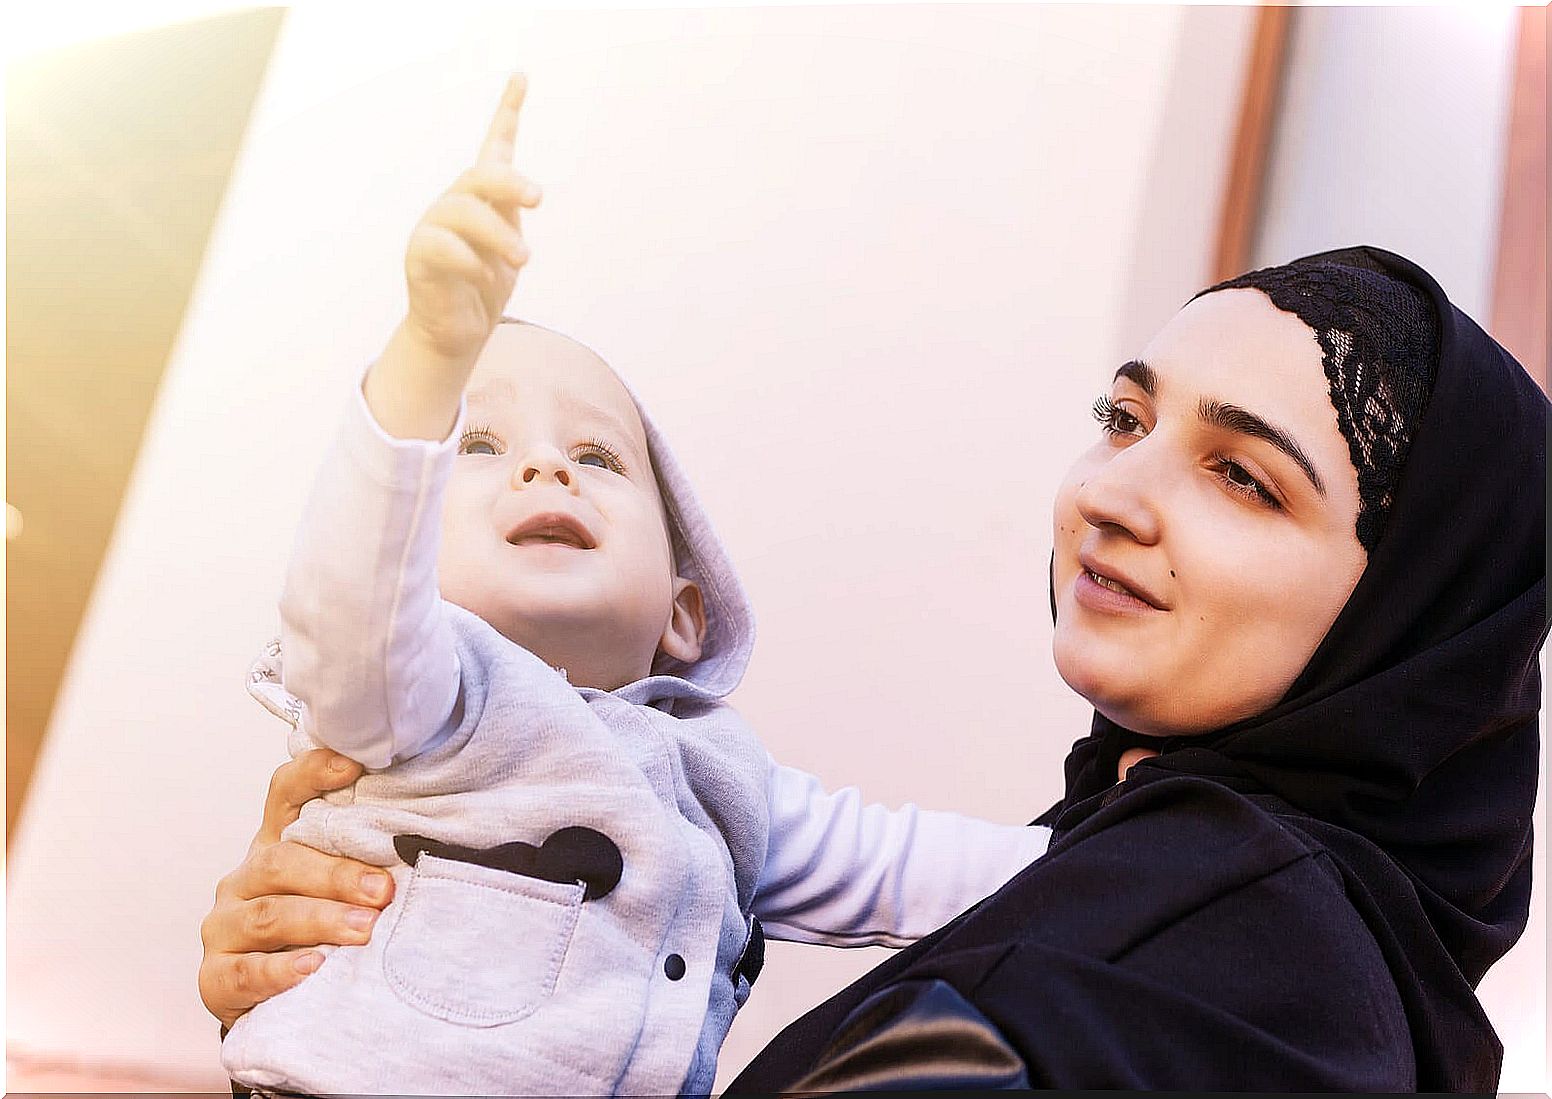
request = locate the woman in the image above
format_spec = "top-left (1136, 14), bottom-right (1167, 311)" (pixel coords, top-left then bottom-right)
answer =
top-left (199, 246), bottom-right (1547, 1091)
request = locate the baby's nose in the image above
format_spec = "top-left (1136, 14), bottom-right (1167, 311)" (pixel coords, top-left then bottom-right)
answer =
top-left (512, 449), bottom-right (575, 490)
top-left (520, 463), bottom-right (570, 487)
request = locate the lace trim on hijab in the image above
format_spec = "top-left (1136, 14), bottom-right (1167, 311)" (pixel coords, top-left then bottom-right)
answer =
top-left (1196, 262), bottom-right (1440, 552)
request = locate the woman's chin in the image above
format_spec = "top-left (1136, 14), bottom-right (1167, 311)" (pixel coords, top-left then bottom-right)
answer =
top-left (1054, 627), bottom-right (1124, 704)
top-left (1052, 637), bottom-right (1170, 736)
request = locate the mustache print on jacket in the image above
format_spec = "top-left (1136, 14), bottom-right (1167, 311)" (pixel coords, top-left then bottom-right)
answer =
top-left (393, 826), bottom-right (624, 901)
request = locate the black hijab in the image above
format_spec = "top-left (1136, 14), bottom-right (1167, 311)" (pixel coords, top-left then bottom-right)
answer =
top-left (1036, 245), bottom-right (1548, 1089)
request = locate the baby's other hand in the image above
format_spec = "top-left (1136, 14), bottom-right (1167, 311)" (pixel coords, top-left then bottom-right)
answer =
top-left (402, 74), bottom-right (543, 367)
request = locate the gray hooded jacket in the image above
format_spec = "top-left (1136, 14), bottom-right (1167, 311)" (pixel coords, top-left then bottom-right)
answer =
top-left (222, 362), bottom-right (1048, 1096)
top-left (222, 368), bottom-right (773, 1096)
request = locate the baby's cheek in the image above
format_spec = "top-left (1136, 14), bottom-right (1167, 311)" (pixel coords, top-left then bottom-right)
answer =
top-left (435, 519), bottom-right (487, 601)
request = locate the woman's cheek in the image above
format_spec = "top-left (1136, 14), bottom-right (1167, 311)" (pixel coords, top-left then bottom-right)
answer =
top-left (1051, 451), bottom-right (1100, 545)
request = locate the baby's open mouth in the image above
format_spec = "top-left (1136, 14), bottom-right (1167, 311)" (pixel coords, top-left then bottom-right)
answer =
top-left (506, 514), bottom-right (596, 550)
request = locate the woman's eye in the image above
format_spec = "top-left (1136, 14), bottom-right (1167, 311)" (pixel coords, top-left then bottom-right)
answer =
top-left (1212, 455), bottom-right (1280, 510)
top-left (1092, 395), bottom-right (1143, 437)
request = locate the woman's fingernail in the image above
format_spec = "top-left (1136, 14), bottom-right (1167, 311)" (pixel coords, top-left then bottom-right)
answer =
top-left (328, 755), bottom-right (351, 773)
top-left (346, 908), bottom-right (377, 931)
top-left (360, 871), bottom-right (389, 900)
top-left (294, 952), bottom-right (323, 974)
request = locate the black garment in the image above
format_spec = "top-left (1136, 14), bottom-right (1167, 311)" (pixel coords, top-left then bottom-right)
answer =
top-left (728, 247), bottom-right (1547, 1094)
top-left (731, 779), bottom-right (1417, 1092)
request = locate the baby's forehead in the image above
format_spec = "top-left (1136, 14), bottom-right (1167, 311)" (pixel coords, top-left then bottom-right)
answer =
top-left (469, 325), bottom-right (647, 439)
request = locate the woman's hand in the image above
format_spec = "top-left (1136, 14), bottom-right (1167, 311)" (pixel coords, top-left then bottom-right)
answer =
top-left (198, 750), bottom-right (396, 1029)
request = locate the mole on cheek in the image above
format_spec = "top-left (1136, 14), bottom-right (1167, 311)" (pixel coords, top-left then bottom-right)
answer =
top-left (1170, 570), bottom-right (1176, 577)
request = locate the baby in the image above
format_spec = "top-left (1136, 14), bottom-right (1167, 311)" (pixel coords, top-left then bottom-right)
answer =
top-left (221, 76), bottom-right (1049, 1096)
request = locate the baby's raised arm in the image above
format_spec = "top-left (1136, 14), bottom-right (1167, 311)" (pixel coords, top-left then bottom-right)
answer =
top-left (278, 76), bottom-right (541, 767)
top-left (364, 74), bottom-right (540, 440)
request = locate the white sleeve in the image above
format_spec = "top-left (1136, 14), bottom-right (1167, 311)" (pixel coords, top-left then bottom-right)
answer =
top-left (277, 372), bottom-right (465, 770)
top-left (753, 759), bottom-right (1052, 948)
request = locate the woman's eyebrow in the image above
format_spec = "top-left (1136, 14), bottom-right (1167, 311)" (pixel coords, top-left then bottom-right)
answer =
top-left (1115, 359), bottom-right (1157, 395)
top-left (1113, 359), bottom-right (1326, 496)
top-left (1198, 399), bottom-right (1326, 496)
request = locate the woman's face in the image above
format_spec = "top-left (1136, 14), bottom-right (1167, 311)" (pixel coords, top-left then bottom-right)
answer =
top-left (1051, 288), bottom-right (1367, 736)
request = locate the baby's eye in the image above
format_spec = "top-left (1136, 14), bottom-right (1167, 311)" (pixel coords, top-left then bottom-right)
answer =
top-left (458, 427), bottom-right (503, 456)
top-left (573, 439), bottom-right (627, 475)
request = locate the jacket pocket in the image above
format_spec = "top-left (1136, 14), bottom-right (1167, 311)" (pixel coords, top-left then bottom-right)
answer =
top-left (382, 852), bottom-right (583, 1026)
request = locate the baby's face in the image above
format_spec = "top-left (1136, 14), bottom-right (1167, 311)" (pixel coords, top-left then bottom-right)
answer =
top-left (437, 323), bottom-right (685, 689)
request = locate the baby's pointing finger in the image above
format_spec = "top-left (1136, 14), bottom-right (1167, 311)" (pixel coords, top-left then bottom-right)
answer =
top-left (426, 191), bottom-right (529, 268)
top-left (452, 165), bottom-right (542, 216)
top-left (476, 73), bottom-right (526, 168)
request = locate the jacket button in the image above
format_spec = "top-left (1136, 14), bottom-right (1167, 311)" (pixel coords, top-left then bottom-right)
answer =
top-left (664, 953), bottom-right (686, 980)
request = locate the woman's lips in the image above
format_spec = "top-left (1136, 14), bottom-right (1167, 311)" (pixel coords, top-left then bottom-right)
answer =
top-left (1074, 566), bottom-right (1164, 615)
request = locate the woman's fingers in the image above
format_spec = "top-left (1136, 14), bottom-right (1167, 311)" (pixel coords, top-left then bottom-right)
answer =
top-left (200, 840), bottom-right (392, 1026)
top-left (202, 890), bottom-right (380, 954)
top-left (256, 750), bottom-right (362, 848)
top-left (223, 839), bottom-right (394, 911)
top-left (199, 947), bottom-right (326, 1030)
top-left (477, 73), bottom-right (526, 168)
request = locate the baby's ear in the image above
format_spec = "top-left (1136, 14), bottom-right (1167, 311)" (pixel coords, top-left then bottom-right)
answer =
top-left (657, 576), bottom-right (706, 665)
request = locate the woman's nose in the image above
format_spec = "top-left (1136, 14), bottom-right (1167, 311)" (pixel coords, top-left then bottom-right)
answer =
top-left (1073, 450), bottom-right (1162, 545)
top-left (511, 447), bottom-right (576, 492)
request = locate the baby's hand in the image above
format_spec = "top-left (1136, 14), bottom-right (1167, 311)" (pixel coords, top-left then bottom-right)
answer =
top-left (402, 74), bottom-right (542, 367)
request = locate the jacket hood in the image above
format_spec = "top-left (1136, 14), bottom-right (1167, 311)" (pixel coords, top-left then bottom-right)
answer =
top-left (627, 384), bottom-right (755, 702)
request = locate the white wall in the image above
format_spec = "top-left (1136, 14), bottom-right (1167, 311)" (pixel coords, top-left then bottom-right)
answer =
top-left (1253, 4), bottom-right (1517, 319)
top-left (8, 4), bottom-right (1536, 1093)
